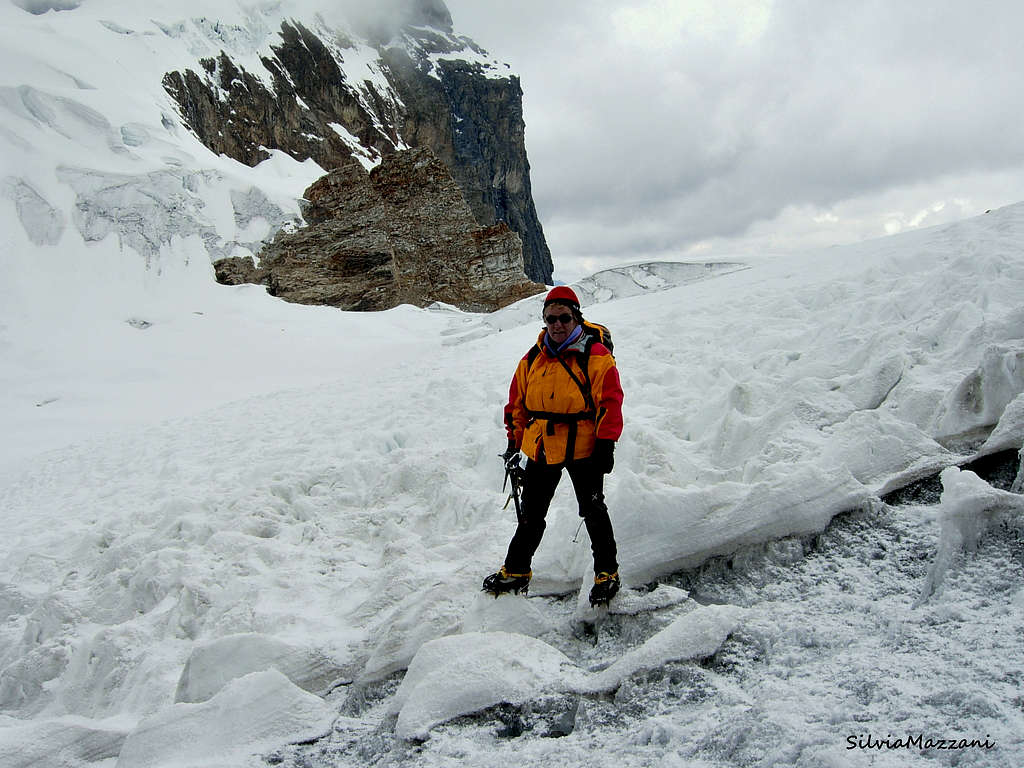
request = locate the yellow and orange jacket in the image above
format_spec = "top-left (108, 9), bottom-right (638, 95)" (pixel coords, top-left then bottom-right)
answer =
top-left (504, 326), bottom-right (624, 465)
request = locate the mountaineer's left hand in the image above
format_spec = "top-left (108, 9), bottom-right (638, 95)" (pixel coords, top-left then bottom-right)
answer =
top-left (592, 439), bottom-right (615, 474)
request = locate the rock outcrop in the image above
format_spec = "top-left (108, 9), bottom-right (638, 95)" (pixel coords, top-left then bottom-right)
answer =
top-left (215, 147), bottom-right (543, 312)
top-left (379, 46), bottom-right (552, 286)
top-left (162, 1), bottom-right (554, 285)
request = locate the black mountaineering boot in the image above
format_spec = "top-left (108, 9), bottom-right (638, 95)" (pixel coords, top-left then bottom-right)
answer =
top-left (482, 566), bottom-right (532, 596)
top-left (589, 571), bottom-right (620, 606)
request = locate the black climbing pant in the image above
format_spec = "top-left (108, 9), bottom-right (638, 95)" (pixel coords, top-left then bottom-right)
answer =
top-left (503, 457), bottom-right (618, 576)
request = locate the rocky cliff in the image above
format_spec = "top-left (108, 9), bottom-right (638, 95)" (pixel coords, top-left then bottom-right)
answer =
top-left (215, 147), bottom-right (543, 312)
top-left (162, 0), bottom-right (554, 286)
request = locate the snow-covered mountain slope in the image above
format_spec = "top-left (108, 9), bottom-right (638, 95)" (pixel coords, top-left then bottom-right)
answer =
top-left (0, 0), bottom-right (554, 301)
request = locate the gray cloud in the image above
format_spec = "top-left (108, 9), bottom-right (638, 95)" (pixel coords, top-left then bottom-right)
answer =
top-left (445, 0), bottom-right (1024, 278)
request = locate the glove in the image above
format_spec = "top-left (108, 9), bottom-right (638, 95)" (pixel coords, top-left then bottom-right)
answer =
top-left (591, 439), bottom-right (615, 474)
top-left (501, 438), bottom-right (520, 470)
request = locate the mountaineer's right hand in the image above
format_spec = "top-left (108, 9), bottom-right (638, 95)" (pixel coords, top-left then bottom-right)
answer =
top-left (501, 439), bottom-right (520, 470)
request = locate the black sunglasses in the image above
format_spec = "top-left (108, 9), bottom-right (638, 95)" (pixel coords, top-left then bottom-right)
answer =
top-left (544, 313), bottom-right (574, 325)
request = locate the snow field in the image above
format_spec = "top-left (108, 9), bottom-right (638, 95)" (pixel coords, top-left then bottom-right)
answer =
top-left (2, 205), bottom-right (1023, 765)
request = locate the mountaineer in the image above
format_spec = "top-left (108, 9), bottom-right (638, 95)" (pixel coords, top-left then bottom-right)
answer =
top-left (483, 286), bottom-right (624, 606)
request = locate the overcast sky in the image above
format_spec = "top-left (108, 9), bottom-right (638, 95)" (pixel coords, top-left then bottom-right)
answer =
top-left (443, 0), bottom-right (1024, 280)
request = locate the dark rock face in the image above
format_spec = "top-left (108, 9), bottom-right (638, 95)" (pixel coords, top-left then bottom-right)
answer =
top-left (162, 8), bottom-right (554, 284)
top-left (381, 50), bottom-right (553, 286)
top-left (161, 22), bottom-right (397, 172)
top-left (218, 147), bottom-right (544, 312)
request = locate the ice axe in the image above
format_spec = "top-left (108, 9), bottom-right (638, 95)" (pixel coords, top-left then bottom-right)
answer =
top-left (501, 453), bottom-right (526, 526)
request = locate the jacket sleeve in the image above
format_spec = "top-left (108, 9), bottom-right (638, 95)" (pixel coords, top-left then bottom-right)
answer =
top-left (590, 346), bottom-right (624, 441)
top-left (503, 356), bottom-right (530, 448)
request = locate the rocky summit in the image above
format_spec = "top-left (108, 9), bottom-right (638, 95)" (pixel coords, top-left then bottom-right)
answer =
top-left (215, 147), bottom-right (544, 312)
top-left (163, 1), bottom-right (554, 291)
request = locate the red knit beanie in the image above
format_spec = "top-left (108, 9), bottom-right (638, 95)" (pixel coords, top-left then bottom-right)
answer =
top-left (543, 286), bottom-right (580, 309)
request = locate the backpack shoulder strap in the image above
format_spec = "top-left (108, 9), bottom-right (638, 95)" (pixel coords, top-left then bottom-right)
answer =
top-left (526, 336), bottom-right (597, 414)
top-left (553, 351), bottom-right (596, 413)
top-left (526, 344), bottom-right (542, 369)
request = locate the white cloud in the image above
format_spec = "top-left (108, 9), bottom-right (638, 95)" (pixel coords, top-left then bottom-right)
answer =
top-left (611, 0), bottom-right (772, 49)
top-left (445, 0), bottom-right (1024, 268)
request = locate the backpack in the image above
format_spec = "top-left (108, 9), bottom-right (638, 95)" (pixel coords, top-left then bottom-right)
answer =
top-left (582, 321), bottom-right (613, 356)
